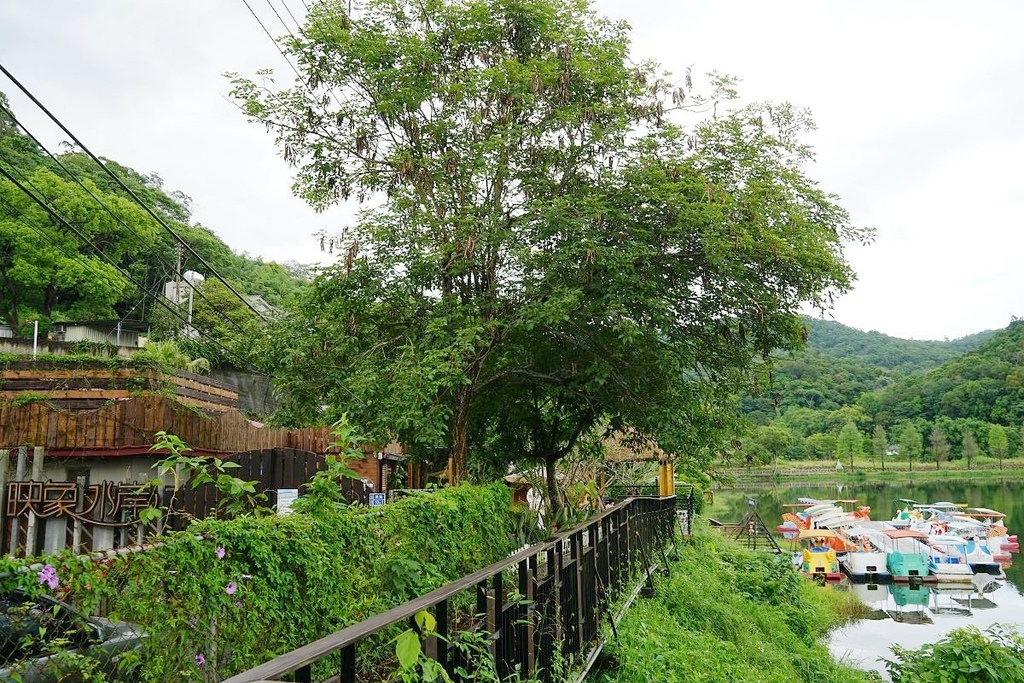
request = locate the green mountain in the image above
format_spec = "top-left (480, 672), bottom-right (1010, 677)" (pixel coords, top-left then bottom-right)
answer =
top-left (738, 316), bottom-right (1023, 465)
top-left (742, 317), bottom-right (995, 422)
top-left (864, 319), bottom-right (1024, 427)
top-left (802, 317), bottom-right (996, 373)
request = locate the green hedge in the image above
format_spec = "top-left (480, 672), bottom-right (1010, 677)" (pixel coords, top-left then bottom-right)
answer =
top-left (2, 483), bottom-right (517, 681)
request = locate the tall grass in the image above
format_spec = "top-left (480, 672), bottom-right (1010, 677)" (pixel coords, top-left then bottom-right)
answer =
top-left (595, 522), bottom-right (879, 683)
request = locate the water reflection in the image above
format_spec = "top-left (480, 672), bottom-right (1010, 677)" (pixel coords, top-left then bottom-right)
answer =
top-left (710, 479), bottom-right (1024, 679)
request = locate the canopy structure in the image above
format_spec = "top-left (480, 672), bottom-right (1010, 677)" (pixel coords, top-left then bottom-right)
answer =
top-left (929, 535), bottom-right (968, 546)
top-left (799, 528), bottom-right (838, 540)
top-left (884, 529), bottom-right (929, 540)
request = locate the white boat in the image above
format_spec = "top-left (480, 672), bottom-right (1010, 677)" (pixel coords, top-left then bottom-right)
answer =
top-left (838, 526), bottom-right (891, 581)
top-left (928, 535), bottom-right (975, 581)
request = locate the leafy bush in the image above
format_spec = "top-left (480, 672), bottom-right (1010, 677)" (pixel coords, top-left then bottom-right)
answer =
top-left (0, 483), bottom-right (517, 681)
top-left (884, 625), bottom-right (1024, 683)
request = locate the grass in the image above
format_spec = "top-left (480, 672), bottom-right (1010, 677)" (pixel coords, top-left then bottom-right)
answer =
top-left (594, 521), bottom-right (879, 683)
top-left (723, 456), bottom-right (1024, 485)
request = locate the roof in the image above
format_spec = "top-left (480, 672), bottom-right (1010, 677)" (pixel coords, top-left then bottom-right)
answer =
top-left (603, 429), bottom-right (669, 462)
top-left (54, 320), bottom-right (152, 332)
top-left (798, 528), bottom-right (837, 539)
top-left (884, 529), bottom-right (929, 540)
top-left (929, 535), bottom-right (967, 545)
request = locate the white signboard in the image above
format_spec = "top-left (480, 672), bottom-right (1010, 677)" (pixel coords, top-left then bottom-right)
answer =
top-left (277, 488), bottom-right (299, 515)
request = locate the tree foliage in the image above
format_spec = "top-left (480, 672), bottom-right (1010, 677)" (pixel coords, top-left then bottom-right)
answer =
top-left (235, 0), bottom-right (864, 485)
top-left (0, 94), bottom-right (304, 364)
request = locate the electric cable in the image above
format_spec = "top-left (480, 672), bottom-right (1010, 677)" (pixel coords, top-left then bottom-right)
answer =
top-left (0, 101), bottom-right (256, 337)
top-left (0, 61), bottom-right (269, 323)
top-left (0, 163), bottom-right (261, 372)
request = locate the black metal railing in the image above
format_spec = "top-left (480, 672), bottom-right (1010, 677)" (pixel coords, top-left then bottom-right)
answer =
top-left (222, 495), bottom-right (678, 683)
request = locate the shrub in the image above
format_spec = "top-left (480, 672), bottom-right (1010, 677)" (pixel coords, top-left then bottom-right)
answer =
top-left (1, 483), bottom-right (517, 681)
top-left (884, 625), bottom-right (1024, 683)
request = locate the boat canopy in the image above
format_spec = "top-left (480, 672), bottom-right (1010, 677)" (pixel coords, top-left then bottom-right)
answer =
top-left (884, 529), bottom-right (929, 540)
top-left (964, 507), bottom-right (1006, 518)
top-left (799, 528), bottom-right (838, 540)
top-left (915, 501), bottom-right (965, 509)
top-left (929, 535), bottom-right (968, 545)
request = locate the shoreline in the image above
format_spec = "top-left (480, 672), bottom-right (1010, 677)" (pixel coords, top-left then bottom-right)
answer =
top-left (719, 463), bottom-right (1024, 486)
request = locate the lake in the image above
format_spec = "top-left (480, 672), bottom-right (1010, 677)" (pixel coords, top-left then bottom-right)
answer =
top-left (709, 478), bottom-right (1024, 680)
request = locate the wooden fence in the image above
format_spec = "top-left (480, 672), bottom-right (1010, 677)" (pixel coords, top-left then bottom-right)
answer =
top-left (0, 360), bottom-right (241, 412)
top-left (0, 396), bottom-right (333, 455)
top-left (166, 447), bottom-right (371, 530)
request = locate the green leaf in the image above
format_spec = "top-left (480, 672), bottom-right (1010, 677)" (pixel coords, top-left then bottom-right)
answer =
top-left (414, 609), bottom-right (436, 634)
top-left (395, 629), bottom-right (421, 669)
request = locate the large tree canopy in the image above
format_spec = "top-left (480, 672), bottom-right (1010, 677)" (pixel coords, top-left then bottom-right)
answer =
top-left (235, 0), bottom-right (868, 483)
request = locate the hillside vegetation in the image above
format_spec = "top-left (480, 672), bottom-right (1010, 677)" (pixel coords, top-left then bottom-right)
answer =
top-left (0, 92), bottom-right (306, 366)
top-left (736, 317), bottom-right (1019, 469)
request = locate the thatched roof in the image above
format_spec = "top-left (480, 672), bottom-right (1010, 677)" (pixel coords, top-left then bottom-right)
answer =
top-left (602, 430), bottom-right (670, 463)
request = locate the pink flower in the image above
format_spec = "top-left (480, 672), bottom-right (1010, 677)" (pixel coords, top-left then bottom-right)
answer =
top-left (215, 547), bottom-right (225, 559)
top-left (195, 653), bottom-right (206, 666)
top-left (37, 564), bottom-right (58, 590)
top-left (225, 582), bottom-right (237, 595)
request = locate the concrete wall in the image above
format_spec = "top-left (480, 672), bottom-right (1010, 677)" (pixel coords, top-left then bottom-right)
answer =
top-left (0, 338), bottom-right (135, 358)
top-left (209, 368), bottom-right (277, 417)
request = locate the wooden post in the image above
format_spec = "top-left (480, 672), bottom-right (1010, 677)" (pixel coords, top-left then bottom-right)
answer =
top-left (72, 473), bottom-right (85, 554)
top-left (9, 446), bottom-right (26, 555)
top-left (0, 449), bottom-right (8, 554)
top-left (24, 446), bottom-right (44, 556)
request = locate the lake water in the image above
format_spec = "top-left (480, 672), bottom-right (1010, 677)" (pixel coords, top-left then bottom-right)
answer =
top-left (709, 478), bottom-right (1024, 680)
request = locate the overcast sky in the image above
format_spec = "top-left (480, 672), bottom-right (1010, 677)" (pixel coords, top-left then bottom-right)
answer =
top-left (1, 1), bottom-right (1022, 341)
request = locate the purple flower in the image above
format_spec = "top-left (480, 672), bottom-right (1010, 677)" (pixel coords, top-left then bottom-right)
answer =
top-left (225, 582), bottom-right (237, 595)
top-left (195, 653), bottom-right (206, 667)
top-left (37, 564), bottom-right (58, 590)
top-left (215, 547), bottom-right (225, 560)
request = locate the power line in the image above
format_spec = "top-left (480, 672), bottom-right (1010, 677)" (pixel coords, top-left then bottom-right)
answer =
top-left (242, 0), bottom-right (349, 112)
top-left (0, 162), bottom-right (261, 372)
top-left (0, 61), bottom-right (269, 324)
top-left (0, 100), bottom-right (255, 338)
top-left (241, 0), bottom-right (311, 88)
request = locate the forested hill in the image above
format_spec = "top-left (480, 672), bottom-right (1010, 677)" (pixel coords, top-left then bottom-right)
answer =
top-left (863, 319), bottom-right (1024, 426)
top-left (0, 92), bottom-right (307, 361)
top-left (742, 318), bottom-right (995, 421)
top-left (740, 319), bottom-right (1021, 465)
top-left (803, 317), bottom-right (996, 373)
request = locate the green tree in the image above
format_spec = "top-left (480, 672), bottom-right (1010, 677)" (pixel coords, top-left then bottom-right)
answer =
top-left (236, 0), bottom-right (864, 485)
top-left (804, 432), bottom-right (836, 461)
top-left (897, 422), bottom-right (922, 473)
top-left (929, 423), bottom-right (949, 471)
top-left (962, 428), bottom-right (979, 470)
top-left (872, 424), bottom-right (887, 472)
top-left (989, 423), bottom-right (1008, 470)
top-left (836, 420), bottom-right (862, 470)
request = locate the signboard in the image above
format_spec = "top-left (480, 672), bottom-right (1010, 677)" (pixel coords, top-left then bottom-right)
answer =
top-left (277, 488), bottom-right (299, 515)
top-left (369, 492), bottom-right (386, 507)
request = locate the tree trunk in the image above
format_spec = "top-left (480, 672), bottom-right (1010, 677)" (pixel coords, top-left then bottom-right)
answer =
top-left (449, 384), bottom-right (473, 483)
top-left (544, 452), bottom-right (561, 525)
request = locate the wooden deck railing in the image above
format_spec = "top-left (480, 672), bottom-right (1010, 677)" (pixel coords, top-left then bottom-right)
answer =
top-left (222, 494), bottom-right (682, 683)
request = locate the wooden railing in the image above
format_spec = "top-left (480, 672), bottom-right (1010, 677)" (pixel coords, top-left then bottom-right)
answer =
top-left (222, 495), bottom-right (681, 683)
